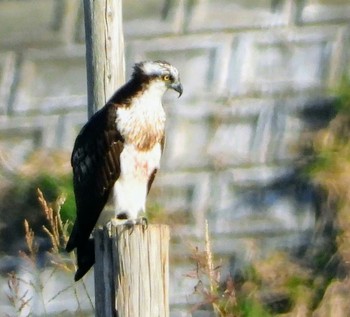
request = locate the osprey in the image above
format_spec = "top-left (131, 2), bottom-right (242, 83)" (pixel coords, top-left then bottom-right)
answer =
top-left (66, 61), bottom-right (182, 281)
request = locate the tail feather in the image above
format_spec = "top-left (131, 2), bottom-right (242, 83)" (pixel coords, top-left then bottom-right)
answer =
top-left (66, 221), bottom-right (95, 281)
top-left (74, 238), bottom-right (95, 281)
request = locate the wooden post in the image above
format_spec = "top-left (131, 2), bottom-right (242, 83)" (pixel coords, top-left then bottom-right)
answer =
top-left (83, 0), bottom-right (125, 118)
top-left (82, 2), bottom-right (170, 316)
top-left (94, 225), bottom-right (170, 317)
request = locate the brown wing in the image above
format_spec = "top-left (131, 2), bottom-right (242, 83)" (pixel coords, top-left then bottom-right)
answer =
top-left (66, 103), bottom-right (124, 252)
top-left (147, 134), bottom-right (165, 194)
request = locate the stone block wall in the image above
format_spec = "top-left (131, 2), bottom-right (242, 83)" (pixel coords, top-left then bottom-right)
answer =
top-left (0, 0), bottom-right (350, 314)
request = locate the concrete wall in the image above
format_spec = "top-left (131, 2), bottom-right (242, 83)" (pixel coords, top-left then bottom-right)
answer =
top-left (1, 0), bottom-right (350, 315)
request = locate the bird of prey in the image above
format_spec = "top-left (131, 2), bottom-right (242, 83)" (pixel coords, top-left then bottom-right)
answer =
top-left (65, 61), bottom-right (182, 281)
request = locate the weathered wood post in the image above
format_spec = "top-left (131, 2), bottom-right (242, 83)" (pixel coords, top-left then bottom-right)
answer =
top-left (83, 0), bottom-right (125, 118)
top-left (94, 225), bottom-right (170, 317)
top-left (82, 1), bottom-right (170, 317)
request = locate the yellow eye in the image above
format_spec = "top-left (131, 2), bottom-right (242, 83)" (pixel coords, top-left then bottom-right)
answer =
top-left (163, 74), bottom-right (170, 81)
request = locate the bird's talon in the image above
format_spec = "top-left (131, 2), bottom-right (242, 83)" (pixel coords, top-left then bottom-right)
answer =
top-left (109, 217), bottom-right (148, 234)
top-left (128, 222), bottom-right (135, 235)
top-left (106, 217), bottom-right (119, 233)
top-left (140, 217), bottom-right (148, 231)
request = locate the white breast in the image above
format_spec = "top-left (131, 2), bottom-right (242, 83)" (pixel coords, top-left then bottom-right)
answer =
top-left (116, 84), bottom-right (166, 150)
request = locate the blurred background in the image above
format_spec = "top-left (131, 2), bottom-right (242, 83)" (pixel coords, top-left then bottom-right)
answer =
top-left (1, 0), bottom-right (350, 316)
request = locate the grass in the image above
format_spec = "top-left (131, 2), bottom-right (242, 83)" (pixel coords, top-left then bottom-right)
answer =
top-left (4, 188), bottom-right (93, 317)
top-left (187, 221), bottom-right (271, 317)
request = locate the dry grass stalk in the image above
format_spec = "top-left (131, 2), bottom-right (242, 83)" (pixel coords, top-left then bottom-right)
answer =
top-left (36, 189), bottom-right (94, 308)
top-left (205, 220), bottom-right (216, 293)
top-left (23, 219), bottom-right (38, 265)
top-left (37, 188), bottom-right (68, 254)
top-left (189, 220), bottom-right (237, 316)
top-left (5, 272), bottom-right (31, 317)
top-left (205, 219), bottom-right (224, 316)
top-left (18, 219), bottom-right (48, 316)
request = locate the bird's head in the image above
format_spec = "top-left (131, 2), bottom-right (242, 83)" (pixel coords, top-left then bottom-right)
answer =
top-left (132, 61), bottom-right (183, 97)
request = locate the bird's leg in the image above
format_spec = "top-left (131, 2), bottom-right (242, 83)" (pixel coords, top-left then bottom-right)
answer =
top-left (123, 217), bottom-right (148, 234)
top-left (105, 212), bottom-right (129, 233)
top-left (108, 213), bottom-right (148, 234)
top-left (106, 217), bottom-right (134, 235)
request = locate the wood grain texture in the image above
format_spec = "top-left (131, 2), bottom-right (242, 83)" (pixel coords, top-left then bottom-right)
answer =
top-left (83, 0), bottom-right (125, 119)
top-left (94, 228), bottom-right (117, 317)
top-left (94, 224), bottom-right (170, 317)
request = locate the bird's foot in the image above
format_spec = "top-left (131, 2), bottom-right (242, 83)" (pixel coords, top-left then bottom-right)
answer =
top-left (136, 216), bottom-right (148, 227)
top-left (138, 216), bottom-right (148, 232)
top-left (106, 217), bottom-right (121, 233)
top-left (123, 217), bottom-right (148, 234)
top-left (107, 216), bottom-right (148, 234)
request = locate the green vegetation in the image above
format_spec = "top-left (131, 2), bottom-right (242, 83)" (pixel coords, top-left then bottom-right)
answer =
top-left (0, 152), bottom-right (75, 255)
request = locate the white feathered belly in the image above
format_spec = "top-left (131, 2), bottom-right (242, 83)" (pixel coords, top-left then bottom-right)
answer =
top-left (112, 143), bottom-right (162, 219)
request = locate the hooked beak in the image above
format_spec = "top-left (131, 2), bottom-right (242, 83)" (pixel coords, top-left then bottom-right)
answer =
top-left (170, 82), bottom-right (183, 97)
